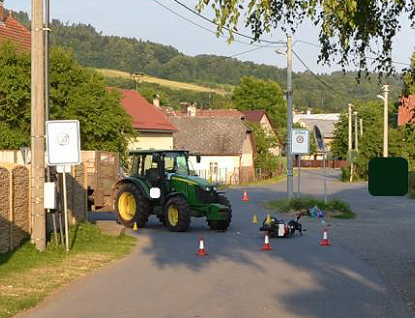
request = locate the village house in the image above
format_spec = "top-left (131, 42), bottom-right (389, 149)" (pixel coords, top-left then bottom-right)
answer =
top-left (0, 1), bottom-right (30, 53)
top-left (293, 112), bottom-right (340, 154)
top-left (119, 89), bottom-right (178, 150)
top-left (170, 116), bottom-right (256, 184)
top-left (240, 110), bottom-right (283, 155)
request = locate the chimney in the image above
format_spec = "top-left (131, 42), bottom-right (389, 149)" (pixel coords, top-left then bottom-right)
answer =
top-left (187, 104), bottom-right (197, 117)
top-left (0, 1), bottom-right (5, 23)
top-left (153, 94), bottom-right (160, 108)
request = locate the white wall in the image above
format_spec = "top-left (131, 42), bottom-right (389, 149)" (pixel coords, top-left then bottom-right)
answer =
top-left (189, 155), bottom-right (241, 184)
top-left (128, 131), bottom-right (173, 150)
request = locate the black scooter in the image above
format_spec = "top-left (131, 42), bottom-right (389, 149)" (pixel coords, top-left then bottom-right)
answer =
top-left (259, 215), bottom-right (304, 238)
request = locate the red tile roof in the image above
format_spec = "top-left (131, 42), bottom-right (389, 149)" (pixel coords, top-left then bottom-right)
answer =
top-left (398, 95), bottom-right (415, 126)
top-left (0, 11), bottom-right (31, 53)
top-left (240, 110), bottom-right (267, 123)
top-left (118, 89), bottom-right (177, 132)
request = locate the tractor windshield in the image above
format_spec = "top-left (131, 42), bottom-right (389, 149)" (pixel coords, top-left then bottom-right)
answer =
top-left (164, 152), bottom-right (189, 175)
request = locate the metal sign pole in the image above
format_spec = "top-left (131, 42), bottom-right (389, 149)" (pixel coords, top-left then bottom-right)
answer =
top-left (323, 152), bottom-right (328, 203)
top-left (62, 166), bottom-right (70, 252)
top-left (298, 154), bottom-right (301, 197)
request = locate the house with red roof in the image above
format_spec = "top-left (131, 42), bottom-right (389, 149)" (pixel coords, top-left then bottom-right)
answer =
top-left (0, 1), bottom-right (31, 53)
top-left (119, 89), bottom-right (178, 150)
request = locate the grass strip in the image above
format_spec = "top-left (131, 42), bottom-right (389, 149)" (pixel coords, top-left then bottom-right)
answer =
top-left (265, 196), bottom-right (356, 219)
top-left (0, 222), bottom-right (136, 318)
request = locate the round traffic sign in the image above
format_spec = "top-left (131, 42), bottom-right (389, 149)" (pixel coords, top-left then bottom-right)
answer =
top-left (296, 135), bottom-right (304, 143)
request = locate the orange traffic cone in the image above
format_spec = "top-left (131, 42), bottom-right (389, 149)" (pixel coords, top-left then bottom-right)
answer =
top-left (242, 191), bottom-right (249, 202)
top-left (261, 233), bottom-right (272, 251)
top-left (320, 228), bottom-right (330, 246)
top-left (196, 238), bottom-right (208, 256)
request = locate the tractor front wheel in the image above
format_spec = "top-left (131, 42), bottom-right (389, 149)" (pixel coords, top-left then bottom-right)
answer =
top-left (164, 196), bottom-right (191, 232)
top-left (208, 194), bottom-right (232, 231)
top-left (115, 183), bottom-right (150, 228)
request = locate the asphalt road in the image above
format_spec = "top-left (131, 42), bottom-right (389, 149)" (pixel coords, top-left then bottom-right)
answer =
top-left (18, 169), bottom-right (415, 318)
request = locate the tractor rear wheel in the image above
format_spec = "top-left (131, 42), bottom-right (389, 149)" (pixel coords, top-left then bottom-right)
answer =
top-left (115, 183), bottom-right (150, 228)
top-left (208, 194), bottom-right (232, 231)
top-left (164, 196), bottom-right (191, 232)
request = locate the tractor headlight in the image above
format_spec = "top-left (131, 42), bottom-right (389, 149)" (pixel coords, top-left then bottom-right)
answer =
top-left (213, 186), bottom-right (217, 191)
top-left (205, 187), bottom-right (211, 191)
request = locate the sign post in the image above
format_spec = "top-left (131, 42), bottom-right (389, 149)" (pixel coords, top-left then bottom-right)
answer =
top-left (313, 125), bottom-right (328, 203)
top-left (46, 120), bottom-right (81, 252)
top-left (291, 129), bottom-right (309, 197)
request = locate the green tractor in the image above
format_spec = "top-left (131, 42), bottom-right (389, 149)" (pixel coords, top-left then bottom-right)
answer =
top-left (114, 150), bottom-right (232, 232)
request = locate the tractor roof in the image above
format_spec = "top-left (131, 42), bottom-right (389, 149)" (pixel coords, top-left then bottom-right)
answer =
top-left (129, 149), bottom-right (189, 155)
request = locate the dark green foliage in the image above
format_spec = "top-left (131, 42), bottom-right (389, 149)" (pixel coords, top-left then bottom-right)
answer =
top-left (332, 100), bottom-right (415, 180)
top-left (232, 76), bottom-right (286, 128)
top-left (0, 42), bottom-right (133, 162)
top-left (0, 41), bottom-right (31, 149)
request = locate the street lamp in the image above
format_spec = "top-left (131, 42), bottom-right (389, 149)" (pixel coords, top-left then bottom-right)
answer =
top-left (377, 84), bottom-right (389, 157)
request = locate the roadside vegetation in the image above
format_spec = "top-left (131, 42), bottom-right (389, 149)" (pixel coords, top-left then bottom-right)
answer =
top-left (0, 223), bottom-right (136, 318)
top-left (409, 172), bottom-right (415, 199)
top-left (266, 196), bottom-right (356, 219)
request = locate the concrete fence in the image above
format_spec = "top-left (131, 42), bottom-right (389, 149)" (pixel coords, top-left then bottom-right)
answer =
top-left (0, 164), bottom-right (30, 254)
top-left (0, 162), bottom-right (88, 254)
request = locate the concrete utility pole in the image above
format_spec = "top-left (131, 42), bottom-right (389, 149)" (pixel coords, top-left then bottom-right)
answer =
top-left (377, 85), bottom-right (389, 157)
top-left (354, 111), bottom-right (358, 152)
top-left (286, 36), bottom-right (294, 199)
top-left (31, 0), bottom-right (46, 251)
top-left (348, 104), bottom-right (353, 151)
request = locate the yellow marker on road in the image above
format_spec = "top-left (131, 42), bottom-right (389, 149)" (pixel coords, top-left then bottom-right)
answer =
top-left (252, 214), bottom-right (258, 223)
top-left (133, 222), bottom-right (138, 231)
top-left (266, 214), bottom-right (272, 224)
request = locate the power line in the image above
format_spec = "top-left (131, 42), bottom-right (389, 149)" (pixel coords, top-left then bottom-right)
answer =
top-left (171, 0), bottom-right (285, 45)
top-left (296, 39), bottom-right (411, 67)
top-left (292, 49), bottom-right (345, 96)
top-left (205, 43), bottom-right (276, 66)
top-left (150, 0), bottom-right (268, 47)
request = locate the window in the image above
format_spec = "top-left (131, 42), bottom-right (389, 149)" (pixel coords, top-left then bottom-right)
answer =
top-left (209, 162), bottom-right (218, 175)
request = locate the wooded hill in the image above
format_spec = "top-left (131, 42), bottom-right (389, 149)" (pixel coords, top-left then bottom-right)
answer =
top-left (12, 10), bottom-right (404, 112)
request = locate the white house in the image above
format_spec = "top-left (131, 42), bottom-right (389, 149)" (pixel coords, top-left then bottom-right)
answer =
top-left (170, 117), bottom-right (256, 184)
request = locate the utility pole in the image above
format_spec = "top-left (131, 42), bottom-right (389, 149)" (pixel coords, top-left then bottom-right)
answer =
top-left (377, 85), bottom-right (389, 157)
top-left (383, 85), bottom-right (389, 157)
top-left (286, 36), bottom-right (294, 199)
top-left (31, 0), bottom-right (46, 251)
top-left (348, 104), bottom-right (353, 151)
top-left (359, 118), bottom-right (363, 136)
top-left (354, 111), bottom-right (358, 152)
top-left (348, 103), bottom-right (353, 182)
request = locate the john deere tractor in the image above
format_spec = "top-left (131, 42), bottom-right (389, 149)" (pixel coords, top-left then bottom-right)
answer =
top-left (114, 150), bottom-right (232, 232)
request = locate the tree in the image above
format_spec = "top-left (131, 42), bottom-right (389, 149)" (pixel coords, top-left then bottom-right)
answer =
top-left (232, 76), bottom-right (286, 129)
top-left (198, 0), bottom-right (411, 74)
top-left (248, 123), bottom-right (281, 172)
top-left (0, 42), bottom-right (133, 161)
top-left (0, 41), bottom-right (31, 149)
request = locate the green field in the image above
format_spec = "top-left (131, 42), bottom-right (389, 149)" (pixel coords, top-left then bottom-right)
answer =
top-left (97, 68), bottom-right (230, 96)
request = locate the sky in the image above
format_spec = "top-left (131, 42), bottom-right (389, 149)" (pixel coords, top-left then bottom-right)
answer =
top-left (6, 0), bottom-right (415, 74)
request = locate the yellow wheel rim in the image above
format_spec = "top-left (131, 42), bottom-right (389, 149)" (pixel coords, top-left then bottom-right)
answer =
top-left (168, 205), bottom-right (179, 227)
top-left (118, 192), bottom-right (136, 221)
